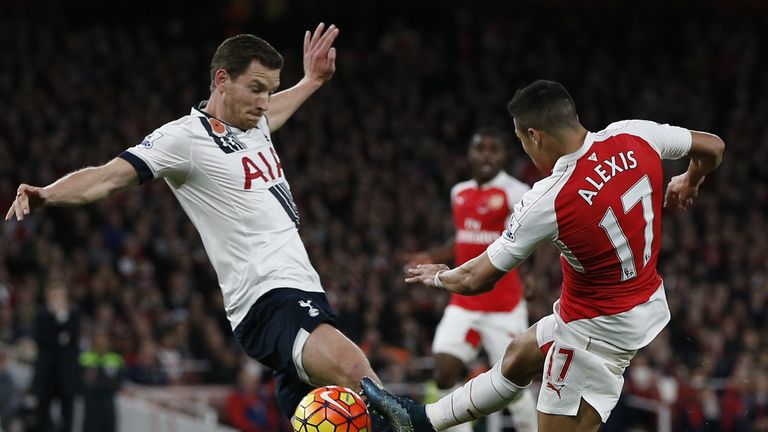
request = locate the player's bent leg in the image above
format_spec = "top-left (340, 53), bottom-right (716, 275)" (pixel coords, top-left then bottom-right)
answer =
top-left (499, 323), bottom-right (546, 386)
top-left (285, 323), bottom-right (396, 431)
top-left (232, 288), bottom-right (379, 420)
top-left (302, 323), bottom-right (381, 390)
top-left (538, 397), bottom-right (602, 432)
top-left (419, 324), bottom-right (544, 431)
top-left (536, 313), bottom-right (635, 426)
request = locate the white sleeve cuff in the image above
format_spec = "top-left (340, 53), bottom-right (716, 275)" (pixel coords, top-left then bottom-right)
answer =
top-left (486, 237), bottom-right (519, 272)
top-left (661, 126), bottom-right (692, 160)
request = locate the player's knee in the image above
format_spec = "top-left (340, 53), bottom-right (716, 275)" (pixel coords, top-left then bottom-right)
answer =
top-left (303, 325), bottom-right (374, 388)
top-left (338, 363), bottom-right (372, 389)
top-left (500, 345), bottom-right (525, 383)
top-left (335, 353), bottom-right (373, 385)
top-left (501, 335), bottom-right (540, 385)
top-left (307, 356), bottom-right (369, 390)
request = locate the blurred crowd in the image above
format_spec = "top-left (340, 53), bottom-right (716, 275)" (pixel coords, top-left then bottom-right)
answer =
top-left (1, 1), bottom-right (767, 431)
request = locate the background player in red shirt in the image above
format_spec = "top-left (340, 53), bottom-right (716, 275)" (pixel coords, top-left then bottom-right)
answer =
top-left (406, 128), bottom-right (536, 432)
top-left (363, 79), bottom-right (725, 432)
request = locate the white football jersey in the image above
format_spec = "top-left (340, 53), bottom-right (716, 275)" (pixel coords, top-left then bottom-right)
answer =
top-left (121, 106), bottom-right (324, 329)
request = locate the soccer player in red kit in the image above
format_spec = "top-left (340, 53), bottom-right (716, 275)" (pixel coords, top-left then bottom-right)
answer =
top-left (406, 128), bottom-right (536, 432)
top-left (363, 79), bottom-right (725, 432)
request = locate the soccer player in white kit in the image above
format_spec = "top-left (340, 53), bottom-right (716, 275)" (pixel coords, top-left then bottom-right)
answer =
top-left (5, 24), bottom-right (387, 422)
top-left (406, 128), bottom-right (537, 432)
top-left (362, 80), bottom-right (725, 432)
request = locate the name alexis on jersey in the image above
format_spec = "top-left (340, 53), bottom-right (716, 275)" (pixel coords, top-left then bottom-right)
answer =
top-left (578, 150), bottom-right (638, 206)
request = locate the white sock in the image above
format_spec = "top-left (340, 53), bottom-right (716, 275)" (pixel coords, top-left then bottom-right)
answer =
top-left (436, 384), bottom-right (460, 399)
top-left (434, 385), bottom-right (473, 432)
top-left (425, 361), bottom-right (526, 430)
top-left (508, 388), bottom-right (538, 432)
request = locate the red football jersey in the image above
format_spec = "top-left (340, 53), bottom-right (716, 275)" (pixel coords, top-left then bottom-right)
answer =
top-left (486, 120), bottom-right (692, 349)
top-left (451, 171), bottom-right (529, 311)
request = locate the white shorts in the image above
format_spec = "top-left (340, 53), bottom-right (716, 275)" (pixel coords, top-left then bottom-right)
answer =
top-left (432, 302), bottom-right (529, 365)
top-left (535, 311), bottom-right (636, 422)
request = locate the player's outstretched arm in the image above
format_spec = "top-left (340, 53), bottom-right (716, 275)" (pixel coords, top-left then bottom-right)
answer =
top-left (664, 131), bottom-right (725, 211)
top-left (5, 158), bottom-right (139, 221)
top-left (405, 252), bottom-right (506, 295)
top-left (267, 23), bottom-right (339, 132)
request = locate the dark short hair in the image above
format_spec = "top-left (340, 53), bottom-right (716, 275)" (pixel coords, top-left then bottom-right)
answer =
top-left (209, 34), bottom-right (284, 91)
top-left (507, 80), bottom-right (579, 134)
top-left (470, 126), bottom-right (508, 149)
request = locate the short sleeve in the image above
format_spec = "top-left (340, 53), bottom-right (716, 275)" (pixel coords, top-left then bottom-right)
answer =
top-left (119, 127), bottom-right (192, 183)
top-left (606, 120), bottom-right (692, 160)
top-left (450, 183), bottom-right (460, 209)
top-left (504, 179), bottom-right (530, 213)
top-left (486, 177), bottom-right (559, 271)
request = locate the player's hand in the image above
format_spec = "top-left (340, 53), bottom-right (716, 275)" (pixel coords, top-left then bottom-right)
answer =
top-left (664, 173), bottom-right (700, 211)
top-left (405, 264), bottom-right (450, 287)
top-left (303, 23), bottom-right (339, 85)
top-left (5, 184), bottom-right (47, 221)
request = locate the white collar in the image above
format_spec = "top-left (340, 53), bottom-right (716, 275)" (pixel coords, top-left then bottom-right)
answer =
top-left (552, 132), bottom-right (595, 172)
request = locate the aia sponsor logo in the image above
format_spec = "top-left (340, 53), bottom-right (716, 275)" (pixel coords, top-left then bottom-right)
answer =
top-left (242, 146), bottom-right (284, 189)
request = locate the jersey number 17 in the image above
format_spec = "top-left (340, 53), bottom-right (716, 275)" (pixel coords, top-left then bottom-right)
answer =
top-left (598, 175), bottom-right (654, 281)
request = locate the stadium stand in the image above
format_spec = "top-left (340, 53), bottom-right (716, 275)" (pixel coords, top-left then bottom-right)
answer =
top-left (1, 0), bottom-right (766, 430)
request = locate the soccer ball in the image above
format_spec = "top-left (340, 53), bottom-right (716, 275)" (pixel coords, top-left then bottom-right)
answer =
top-left (292, 385), bottom-right (372, 432)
